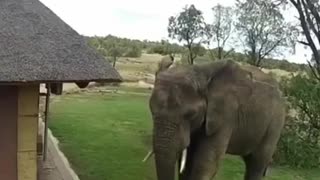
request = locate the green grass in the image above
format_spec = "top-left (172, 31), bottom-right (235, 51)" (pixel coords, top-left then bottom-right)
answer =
top-left (49, 88), bottom-right (320, 180)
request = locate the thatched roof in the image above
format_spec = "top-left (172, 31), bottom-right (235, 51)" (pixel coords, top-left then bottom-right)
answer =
top-left (0, 0), bottom-right (122, 83)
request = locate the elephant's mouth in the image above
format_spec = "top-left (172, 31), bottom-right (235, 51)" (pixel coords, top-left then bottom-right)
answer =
top-left (142, 147), bottom-right (189, 174)
top-left (142, 147), bottom-right (189, 175)
top-left (143, 128), bottom-right (203, 176)
top-left (178, 127), bottom-right (204, 176)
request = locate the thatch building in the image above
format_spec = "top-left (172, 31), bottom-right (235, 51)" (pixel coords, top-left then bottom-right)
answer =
top-left (0, 0), bottom-right (121, 179)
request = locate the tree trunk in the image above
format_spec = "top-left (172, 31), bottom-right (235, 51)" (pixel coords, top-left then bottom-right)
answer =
top-left (249, 53), bottom-right (256, 66)
top-left (187, 45), bottom-right (194, 65)
top-left (256, 55), bottom-right (263, 67)
top-left (218, 47), bottom-right (223, 60)
top-left (190, 57), bottom-right (194, 65)
top-left (209, 49), bottom-right (215, 61)
top-left (112, 56), bottom-right (117, 68)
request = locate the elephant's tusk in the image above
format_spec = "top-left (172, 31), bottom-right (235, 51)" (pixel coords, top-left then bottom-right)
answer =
top-left (179, 149), bottom-right (187, 173)
top-left (142, 150), bottom-right (154, 162)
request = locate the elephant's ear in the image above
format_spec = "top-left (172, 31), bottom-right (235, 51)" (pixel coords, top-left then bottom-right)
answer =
top-left (155, 56), bottom-right (174, 76)
top-left (203, 61), bottom-right (253, 136)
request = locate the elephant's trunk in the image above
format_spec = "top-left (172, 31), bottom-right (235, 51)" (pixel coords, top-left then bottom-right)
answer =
top-left (153, 122), bottom-right (178, 180)
top-left (154, 151), bottom-right (176, 180)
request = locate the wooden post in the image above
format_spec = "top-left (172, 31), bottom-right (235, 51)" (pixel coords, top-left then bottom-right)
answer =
top-left (43, 84), bottom-right (51, 161)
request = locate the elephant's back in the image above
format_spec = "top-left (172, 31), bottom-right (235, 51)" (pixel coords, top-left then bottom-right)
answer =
top-left (240, 64), bottom-right (278, 87)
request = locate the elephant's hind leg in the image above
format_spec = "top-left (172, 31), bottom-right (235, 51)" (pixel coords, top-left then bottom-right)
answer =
top-left (242, 154), bottom-right (268, 180)
top-left (242, 130), bottom-right (280, 180)
top-left (262, 166), bottom-right (268, 176)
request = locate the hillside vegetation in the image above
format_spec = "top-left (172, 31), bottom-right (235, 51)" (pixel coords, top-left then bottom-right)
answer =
top-left (86, 35), bottom-right (307, 74)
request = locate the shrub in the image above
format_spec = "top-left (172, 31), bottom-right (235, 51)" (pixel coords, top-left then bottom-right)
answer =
top-left (123, 46), bottom-right (142, 58)
top-left (180, 52), bottom-right (210, 65)
top-left (274, 75), bottom-right (320, 168)
top-left (147, 43), bottom-right (185, 56)
top-left (147, 45), bottom-right (166, 55)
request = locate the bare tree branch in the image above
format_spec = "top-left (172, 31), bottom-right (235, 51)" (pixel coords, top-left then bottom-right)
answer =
top-left (261, 38), bottom-right (284, 59)
top-left (307, 60), bottom-right (320, 80)
top-left (305, 0), bottom-right (320, 26)
top-left (291, 0), bottom-right (320, 65)
top-left (223, 48), bottom-right (234, 59)
top-left (302, 0), bottom-right (320, 46)
top-left (298, 40), bottom-right (310, 46)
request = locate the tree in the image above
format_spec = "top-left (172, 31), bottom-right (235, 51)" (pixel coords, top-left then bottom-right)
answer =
top-left (88, 37), bottom-right (125, 67)
top-left (88, 37), bottom-right (108, 57)
top-left (107, 44), bottom-right (124, 68)
top-left (289, 0), bottom-right (320, 80)
top-left (206, 4), bottom-right (235, 60)
top-left (168, 4), bottom-right (207, 65)
top-left (235, 0), bottom-right (298, 67)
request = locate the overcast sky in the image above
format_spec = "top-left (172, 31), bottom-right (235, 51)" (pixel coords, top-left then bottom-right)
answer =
top-left (39, 0), bottom-right (313, 64)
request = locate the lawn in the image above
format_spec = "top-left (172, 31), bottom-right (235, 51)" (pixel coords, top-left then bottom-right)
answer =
top-left (49, 88), bottom-right (319, 180)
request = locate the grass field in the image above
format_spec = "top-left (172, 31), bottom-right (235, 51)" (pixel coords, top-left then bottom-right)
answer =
top-left (49, 87), bottom-right (320, 180)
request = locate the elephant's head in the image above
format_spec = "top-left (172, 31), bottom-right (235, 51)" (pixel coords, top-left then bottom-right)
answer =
top-left (149, 60), bottom-right (253, 180)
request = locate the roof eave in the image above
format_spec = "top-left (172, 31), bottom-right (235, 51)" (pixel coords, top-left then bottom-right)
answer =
top-left (0, 78), bottom-right (123, 86)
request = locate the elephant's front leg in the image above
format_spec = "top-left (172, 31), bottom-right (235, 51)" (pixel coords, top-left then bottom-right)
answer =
top-left (188, 129), bottom-right (232, 180)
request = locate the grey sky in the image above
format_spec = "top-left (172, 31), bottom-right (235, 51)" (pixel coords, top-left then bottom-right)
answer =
top-left (39, 0), bottom-right (313, 64)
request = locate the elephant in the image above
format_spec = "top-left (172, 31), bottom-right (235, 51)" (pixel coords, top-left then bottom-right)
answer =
top-left (148, 59), bottom-right (286, 180)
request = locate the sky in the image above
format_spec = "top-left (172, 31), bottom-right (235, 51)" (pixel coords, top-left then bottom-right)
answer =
top-left (39, 0), bottom-right (313, 64)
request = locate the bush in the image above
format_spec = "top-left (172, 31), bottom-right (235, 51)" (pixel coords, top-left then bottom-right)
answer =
top-left (147, 42), bottom-right (185, 56)
top-left (180, 52), bottom-right (210, 65)
top-left (147, 45), bottom-right (167, 55)
top-left (123, 46), bottom-right (142, 58)
top-left (274, 75), bottom-right (320, 168)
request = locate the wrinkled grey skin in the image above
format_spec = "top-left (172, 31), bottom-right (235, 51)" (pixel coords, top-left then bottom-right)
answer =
top-left (149, 60), bottom-right (286, 180)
